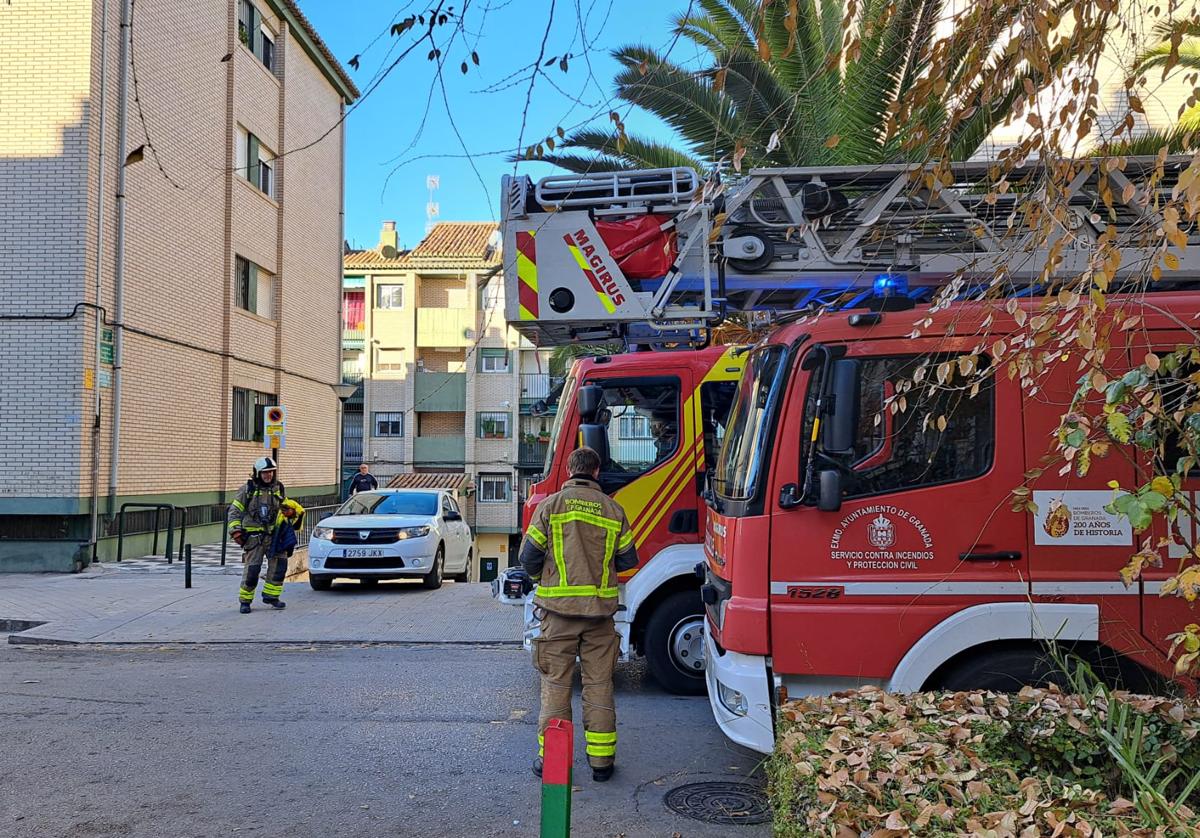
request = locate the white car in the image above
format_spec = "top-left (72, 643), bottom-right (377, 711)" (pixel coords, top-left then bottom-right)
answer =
top-left (307, 489), bottom-right (473, 590)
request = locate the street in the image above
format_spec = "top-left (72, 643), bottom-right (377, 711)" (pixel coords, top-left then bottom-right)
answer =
top-left (0, 641), bottom-right (767, 838)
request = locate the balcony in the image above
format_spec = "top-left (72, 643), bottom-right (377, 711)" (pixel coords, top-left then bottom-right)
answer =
top-left (518, 440), bottom-right (549, 468)
top-left (342, 326), bottom-right (365, 349)
top-left (414, 371), bottom-right (466, 411)
top-left (341, 359), bottom-right (363, 384)
top-left (417, 309), bottom-right (473, 348)
top-left (520, 373), bottom-right (563, 411)
top-left (414, 436), bottom-right (466, 466)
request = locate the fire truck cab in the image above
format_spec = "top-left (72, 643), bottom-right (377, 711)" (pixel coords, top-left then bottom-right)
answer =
top-left (503, 345), bottom-right (744, 693)
top-left (702, 294), bottom-right (1200, 753)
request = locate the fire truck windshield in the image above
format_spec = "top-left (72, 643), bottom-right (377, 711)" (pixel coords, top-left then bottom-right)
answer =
top-left (712, 344), bottom-right (790, 508)
top-left (543, 370), bottom-right (578, 475)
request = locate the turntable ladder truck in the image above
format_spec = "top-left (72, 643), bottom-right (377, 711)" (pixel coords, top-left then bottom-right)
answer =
top-left (493, 155), bottom-right (1200, 703)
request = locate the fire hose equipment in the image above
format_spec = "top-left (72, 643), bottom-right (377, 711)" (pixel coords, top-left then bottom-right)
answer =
top-left (504, 568), bottom-right (534, 600)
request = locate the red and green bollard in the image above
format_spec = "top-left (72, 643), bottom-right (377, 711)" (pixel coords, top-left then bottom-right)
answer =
top-left (540, 718), bottom-right (573, 837)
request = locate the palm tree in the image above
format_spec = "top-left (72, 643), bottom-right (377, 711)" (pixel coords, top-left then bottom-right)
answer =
top-left (542, 0), bottom-right (1090, 172)
top-left (1094, 16), bottom-right (1200, 155)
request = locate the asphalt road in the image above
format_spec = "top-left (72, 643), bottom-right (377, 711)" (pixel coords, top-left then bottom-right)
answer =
top-left (0, 643), bottom-right (768, 837)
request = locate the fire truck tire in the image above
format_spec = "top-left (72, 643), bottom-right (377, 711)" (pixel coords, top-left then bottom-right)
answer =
top-left (453, 549), bottom-right (472, 583)
top-left (935, 647), bottom-right (1069, 692)
top-left (422, 546), bottom-right (445, 590)
top-left (644, 591), bottom-right (707, 695)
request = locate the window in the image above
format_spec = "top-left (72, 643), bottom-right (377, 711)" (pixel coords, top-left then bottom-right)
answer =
top-left (238, 128), bottom-right (274, 197)
top-left (373, 412), bottom-right (404, 437)
top-left (479, 348), bottom-right (510, 373)
top-left (479, 473), bottom-right (511, 503)
top-left (337, 491), bottom-right (438, 516)
top-left (714, 346), bottom-right (789, 504)
top-left (618, 415), bottom-right (650, 439)
top-left (816, 354), bottom-right (995, 499)
top-left (234, 255), bottom-right (273, 317)
top-left (376, 284), bottom-right (404, 309)
top-left (479, 276), bottom-right (504, 310)
top-left (232, 387), bottom-right (276, 442)
top-left (478, 412), bottom-right (511, 439)
top-left (442, 495), bottom-right (462, 517)
top-left (238, 0), bottom-right (274, 71)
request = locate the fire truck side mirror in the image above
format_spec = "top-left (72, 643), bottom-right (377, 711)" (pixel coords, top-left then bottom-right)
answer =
top-left (580, 423), bottom-right (610, 465)
top-left (577, 384), bottom-right (605, 423)
top-left (817, 469), bottom-right (842, 512)
top-left (821, 359), bottom-right (860, 454)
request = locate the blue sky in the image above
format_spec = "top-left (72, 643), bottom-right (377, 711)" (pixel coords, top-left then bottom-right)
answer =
top-left (298, 1), bottom-right (695, 250)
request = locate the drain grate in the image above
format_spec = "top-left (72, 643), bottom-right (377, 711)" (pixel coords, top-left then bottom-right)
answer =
top-left (664, 781), bottom-right (771, 825)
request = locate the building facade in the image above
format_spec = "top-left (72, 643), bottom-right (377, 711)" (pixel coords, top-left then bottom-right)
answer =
top-left (343, 222), bottom-right (552, 578)
top-left (0, 0), bottom-right (357, 570)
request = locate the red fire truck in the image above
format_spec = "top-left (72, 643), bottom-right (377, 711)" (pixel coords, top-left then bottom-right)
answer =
top-left (702, 293), bottom-right (1200, 753)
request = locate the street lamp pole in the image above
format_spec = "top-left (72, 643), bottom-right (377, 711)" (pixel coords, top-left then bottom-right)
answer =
top-left (331, 383), bottom-right (358, 502)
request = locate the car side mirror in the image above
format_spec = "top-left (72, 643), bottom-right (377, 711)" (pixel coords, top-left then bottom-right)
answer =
top-left (579, 423), bottom-right (610, 464)
top-left (817, 469), bottom-right (842, 512)
top-left (821, 358), bottom-right (860, 455)
top-left (444, 510), bottom-right (462, 521)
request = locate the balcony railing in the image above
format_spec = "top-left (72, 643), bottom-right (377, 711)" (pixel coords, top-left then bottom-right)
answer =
top-left (520, 373), bottom-right (563, 403)
top-left (414, 436), bottom-right (466, 465)
top-left (414, 371), bottom-right (467, 411)
top-left (343, 326), bottom-right (365, 349)
top-left (417, 309), bottom-right (473, 348)
top-left (518, 440), bottom-right (549, 468)
top-left (341, 360), bottom-right (363, 383)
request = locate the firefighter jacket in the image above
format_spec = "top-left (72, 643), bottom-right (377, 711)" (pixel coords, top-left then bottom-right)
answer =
top-left (228, 479), bottom-right (287, 540)
top-left (518, 476), bottom-right (639, 618)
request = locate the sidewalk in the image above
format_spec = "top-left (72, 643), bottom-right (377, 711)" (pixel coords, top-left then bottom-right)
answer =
top-left (1, 561), bottom-right (523, 646)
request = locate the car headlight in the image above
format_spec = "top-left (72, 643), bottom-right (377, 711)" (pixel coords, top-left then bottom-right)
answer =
top-left (312, 526), bottom-right (334, 541)
top-left (397, 525), bottom-right (431, 540)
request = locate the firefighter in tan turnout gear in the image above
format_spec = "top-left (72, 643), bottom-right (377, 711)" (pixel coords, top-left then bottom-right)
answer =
top-left (519, 447), bottom-right (638, 782)
top-left (228, 457), bottom-right (300, 614)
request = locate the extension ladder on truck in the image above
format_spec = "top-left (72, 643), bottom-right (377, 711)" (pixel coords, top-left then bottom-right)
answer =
top-left (500, 156), bottom-right (1200, 346)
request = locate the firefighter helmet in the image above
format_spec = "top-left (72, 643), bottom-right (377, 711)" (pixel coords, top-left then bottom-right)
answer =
top-left (252, 456), bottom-right (278, 480)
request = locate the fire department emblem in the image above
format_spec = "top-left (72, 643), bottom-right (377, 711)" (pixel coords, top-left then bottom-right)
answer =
top-left (867, 514), bottom-right (895, 548)
top-left (1043, 500), bottom-right (1071, 539)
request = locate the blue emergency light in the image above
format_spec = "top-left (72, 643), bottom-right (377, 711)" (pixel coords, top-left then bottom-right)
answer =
top-left (873, 273), bottom-right (908, 296)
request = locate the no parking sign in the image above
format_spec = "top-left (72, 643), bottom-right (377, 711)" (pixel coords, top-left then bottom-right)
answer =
top-left (264, 405), bottom-right (287, 450)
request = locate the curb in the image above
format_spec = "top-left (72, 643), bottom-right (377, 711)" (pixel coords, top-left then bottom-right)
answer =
top-left (7, 635), bottom-right (524, 648)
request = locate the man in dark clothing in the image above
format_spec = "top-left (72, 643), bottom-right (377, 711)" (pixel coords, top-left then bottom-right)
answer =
top-left (518, 446), bottom-right (639, 782)
top-left (348, 464), bottom-right (378, 495)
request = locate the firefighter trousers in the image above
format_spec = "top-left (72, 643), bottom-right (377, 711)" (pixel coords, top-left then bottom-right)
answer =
top-left (238, 535), bottom-right (287, 603)
top-left (533, 611), bottom-right (620, 768)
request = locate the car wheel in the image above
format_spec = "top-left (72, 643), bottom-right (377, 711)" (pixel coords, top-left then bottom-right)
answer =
top-left (644, 590), bottom-right (707, 695)
top-left (453, 549), bottom-right (472, 583)
top-left (359, 577), bottom-right (379, 588)
top-left (422, 546), bottom-right (444, 590)
top-left (309, 575), bottom-right (333, 591)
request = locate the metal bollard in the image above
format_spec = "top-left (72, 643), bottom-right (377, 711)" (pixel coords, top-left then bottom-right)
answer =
top-left (184, 544), bottom-right (192, 589)
top-left (540, 718), bottom-right (573, 838)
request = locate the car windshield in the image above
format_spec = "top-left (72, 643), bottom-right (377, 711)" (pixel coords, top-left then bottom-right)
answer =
top-left (337, 492), bottom-right (438, 516)
top-left (713, 344), bottom-right (790, 503)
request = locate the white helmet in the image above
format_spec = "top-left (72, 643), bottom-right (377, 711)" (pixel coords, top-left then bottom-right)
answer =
top-left (252, 456), bottom-right (278, 480)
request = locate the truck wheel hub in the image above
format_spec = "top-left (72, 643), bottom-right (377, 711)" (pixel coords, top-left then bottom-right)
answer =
top-left (669, 616), bottom-right (706, 673)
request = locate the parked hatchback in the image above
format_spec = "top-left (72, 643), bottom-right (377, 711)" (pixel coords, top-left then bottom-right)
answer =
top-left (307, 490), bottom-right (473, 590)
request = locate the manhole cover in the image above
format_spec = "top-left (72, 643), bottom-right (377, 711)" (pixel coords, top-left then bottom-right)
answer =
top-left (664, 781), bottom-right (770, 825)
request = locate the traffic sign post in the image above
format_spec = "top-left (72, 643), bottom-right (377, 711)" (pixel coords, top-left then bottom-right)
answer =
top-left (264, 405), bottom-right (287, 463)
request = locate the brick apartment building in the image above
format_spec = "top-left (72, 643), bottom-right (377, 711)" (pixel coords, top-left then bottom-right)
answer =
top-left (342, 222), bottom-right (553, 578)
top-left (0, 0), bottom-right (358, 570)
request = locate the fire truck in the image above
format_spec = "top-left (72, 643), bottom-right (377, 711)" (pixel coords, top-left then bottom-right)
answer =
top-left (494, 156), bottom-right (1200, 723)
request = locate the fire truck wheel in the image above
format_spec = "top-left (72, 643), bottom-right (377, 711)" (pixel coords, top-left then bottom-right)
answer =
top-left (935, 647), bottom-right (1069, 692)
top-left (422, 546), bottom-right (445, 590)
top-left (645, 590), bottom-right (707, 696)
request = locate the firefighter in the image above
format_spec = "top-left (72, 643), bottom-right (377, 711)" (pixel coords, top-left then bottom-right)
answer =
top-left (519, 446), bottom-right (638, 782)
top-left (228, 456), bottom-right (293, 614)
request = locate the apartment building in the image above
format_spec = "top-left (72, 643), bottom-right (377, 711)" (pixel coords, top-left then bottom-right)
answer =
top-left (344, 221), bottom-right (552, 578)
top-left (0, 1), bottom-right (357, 571)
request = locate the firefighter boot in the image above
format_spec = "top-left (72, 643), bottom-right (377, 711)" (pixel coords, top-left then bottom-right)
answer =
top-left (239, 602), bottom-right (252, 614)
top-left (592, 765), bottom-right (614, 782)
top-left (532, 757), bottom-right (543, 778)
top-left (262, 596), bottom-right (286, 609)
